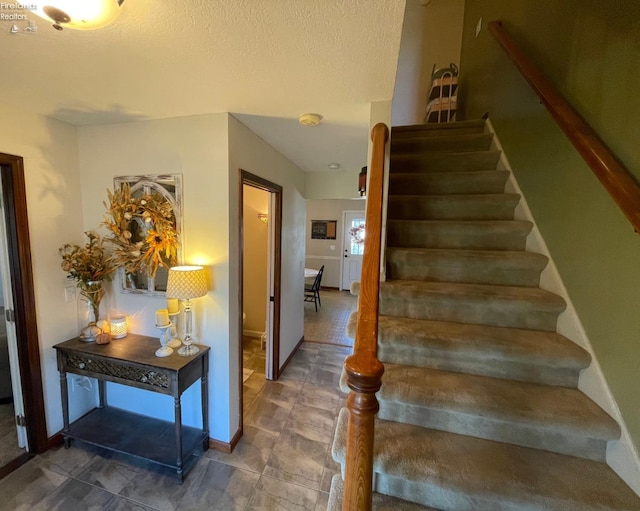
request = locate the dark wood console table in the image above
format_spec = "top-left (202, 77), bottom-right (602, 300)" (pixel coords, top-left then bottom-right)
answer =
top-left (54, 333), bottom-right (209, 483)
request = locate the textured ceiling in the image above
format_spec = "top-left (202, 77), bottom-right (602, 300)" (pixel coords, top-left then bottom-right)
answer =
top-left (1, 0), bottom-right (406, 172)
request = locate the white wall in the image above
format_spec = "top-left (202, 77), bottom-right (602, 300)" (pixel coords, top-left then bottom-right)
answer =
top-left (305, 199), bottom-right (365, 288)
top-left (228, 114), bottom-right (306, 433)
top-left (392, 0), bottom-right (465, 126)
top-left (0, 103), bottom-right (96, 436)
top-left (78, 113), bottom-right (233, 440)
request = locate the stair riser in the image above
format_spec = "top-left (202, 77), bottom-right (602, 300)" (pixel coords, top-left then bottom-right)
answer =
top-left (391, 133), bottom-right (493, 153)
top-left (377, 402), bottom-right (607, 461)
top-left (389, 171), bottom-right (509, 195)
top-left (378, 294), bottom-right (560, 331)
top-left (386, 222), bottom-right (530, 251)
top-left (392, 120), bottom-right (485, 138)
top-left (377, 346), bottom-right (580, 387)
top-left (387, 195), bottom-right (519, 221)
top-left (346, 312), bottom-right (587, 387)
top-left (375, 474), bottom-right (532, 511)
top-left (385, 253), bottom-right (542, 287)
top-left (391, 151), bottom-right (501, 173)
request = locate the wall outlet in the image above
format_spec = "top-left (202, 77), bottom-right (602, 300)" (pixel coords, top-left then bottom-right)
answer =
top-left (330, 245), bottom-right (335, 251)
top-left (71, 376), bottom-right (91, 392)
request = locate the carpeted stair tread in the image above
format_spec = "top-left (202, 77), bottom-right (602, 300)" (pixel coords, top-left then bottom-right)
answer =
top-left (391, 120), bottom-right (486, 137)
top-left (351, 363), bottom-right (619, 460)
top-left (346, 313), bottom-right (590, 386)
top-left (386, 219), bottom-right (532, 250)
top-left (370, 280), bottom-right (566, 331)
top-left (390, 150), bottom-right (501, 173)
top-left (327, 474), bottom-right (441, 511)
top-left (332, 409), bottom-right (640, 511)
top-left (390, 133), bottom-right (494, 153)
top-left (387, 194), bottom-right (520, 221)
top-left (389, 170), bottom-right (510, 195)
top-left (386, 247), bottom-right (547, 286)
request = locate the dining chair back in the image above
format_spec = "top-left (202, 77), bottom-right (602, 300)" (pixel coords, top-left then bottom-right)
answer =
top-left (304, 265), bottom-right (324, 312)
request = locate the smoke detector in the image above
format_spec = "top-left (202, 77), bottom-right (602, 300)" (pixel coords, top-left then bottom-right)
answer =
top-left (298, 113), bottom-right (323, 126)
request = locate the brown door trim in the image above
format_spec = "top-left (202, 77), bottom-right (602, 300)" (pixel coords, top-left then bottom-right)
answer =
top-left (239, 170), bottom-right (283, 426)
top-left (0, 153), bottom-right (48, 454)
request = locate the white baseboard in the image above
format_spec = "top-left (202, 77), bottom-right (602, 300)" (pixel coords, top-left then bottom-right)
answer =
top-left (487, 119), bottom-right (640, 495)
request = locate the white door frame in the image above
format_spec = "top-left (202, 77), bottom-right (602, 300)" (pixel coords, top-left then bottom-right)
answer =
top-left (0, 183), bottom-right (27, 449)
top-left (340, 210), bottom-right (366, 291)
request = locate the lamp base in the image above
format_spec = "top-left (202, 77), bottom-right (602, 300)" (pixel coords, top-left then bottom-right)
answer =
top-left (167, 338), bottom-right (182, 348)
top-left (155, 346), bottom-right (173, 358)
top-left (177, 345), bottom-right (200, 357)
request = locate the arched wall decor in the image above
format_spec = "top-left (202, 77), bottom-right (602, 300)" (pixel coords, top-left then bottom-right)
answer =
top-left (111, 174), bottom-right (183, 296)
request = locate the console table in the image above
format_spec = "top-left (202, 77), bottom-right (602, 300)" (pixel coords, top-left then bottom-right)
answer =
top-left (54, 334), bottom-right (209, 483)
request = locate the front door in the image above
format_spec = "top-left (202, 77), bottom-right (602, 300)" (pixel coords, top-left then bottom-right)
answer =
top-left (341, 211), bottom-right (365, 290)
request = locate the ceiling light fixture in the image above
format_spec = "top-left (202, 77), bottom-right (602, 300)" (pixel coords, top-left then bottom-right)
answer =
top-left (328, 163), bottom-right (341, 170)
top-left (298, 113), bottom-right (322, 126)
top-left (30, 0), bottom-right (126, 31)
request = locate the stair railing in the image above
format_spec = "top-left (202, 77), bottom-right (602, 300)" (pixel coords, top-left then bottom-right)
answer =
top-left (342, 122), bottom-right (389, 511)
top-left (489, 20), bottom-right (640, 234)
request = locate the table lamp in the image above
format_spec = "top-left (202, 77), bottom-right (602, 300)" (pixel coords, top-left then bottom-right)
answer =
top-left (166, 266), bottom-right (208, 356)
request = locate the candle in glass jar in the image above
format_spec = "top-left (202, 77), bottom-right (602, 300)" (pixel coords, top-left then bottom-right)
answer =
top-left (167, 298), bottom-right (179, 314)
top-left (155, 309), bottom-right (169, 326)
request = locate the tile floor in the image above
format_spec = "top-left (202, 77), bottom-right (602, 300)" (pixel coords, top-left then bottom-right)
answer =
top-left (0, 402), bottom-right (25, 468)
top-left (303, 290), bottom-right (357, 348)
top-left (0, 311), bottom-right (354, 510)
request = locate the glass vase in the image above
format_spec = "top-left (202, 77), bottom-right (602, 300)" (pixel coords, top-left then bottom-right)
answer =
top-left (77, 280), bottom-right (106, 342)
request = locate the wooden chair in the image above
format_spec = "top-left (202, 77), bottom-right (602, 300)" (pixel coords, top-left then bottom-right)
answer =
top-left (304, 265), bottom-right (324, 312)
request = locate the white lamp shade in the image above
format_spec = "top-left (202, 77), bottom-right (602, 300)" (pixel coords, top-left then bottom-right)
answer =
top-left (166, 266), bottom-right (208, 300)
top-left (30, 0), bottom-right (124, 30)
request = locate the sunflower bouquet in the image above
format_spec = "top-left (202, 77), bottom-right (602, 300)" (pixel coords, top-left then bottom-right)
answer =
top-left (103, 182), bottom-right (179, 279)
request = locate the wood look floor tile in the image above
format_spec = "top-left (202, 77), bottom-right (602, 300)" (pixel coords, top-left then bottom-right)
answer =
top-left (263, 430), bottom-right (330, 490)
top-left (203, 424), bottom-right (279, 473)
top-left (246, 475), bottom-right (318, 511)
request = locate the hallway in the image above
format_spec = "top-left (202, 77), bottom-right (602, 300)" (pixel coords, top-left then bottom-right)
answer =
top-left (0, 341), bottom-right (350, 510)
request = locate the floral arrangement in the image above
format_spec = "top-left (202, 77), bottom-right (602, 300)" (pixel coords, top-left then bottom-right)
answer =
top-left (349, 223), bottom-right (365, 245)
top-left (59, 231), bottom-right (114, 336)
top-left (102, 182), bottom-right (179, 279)
top-left (59, 231), bottom-right (115, 285)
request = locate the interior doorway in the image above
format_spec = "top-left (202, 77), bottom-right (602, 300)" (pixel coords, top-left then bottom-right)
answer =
top-left (0, 153), bottom-right (48, 476)
top-left (0, 180), bottom-right (27, 467)
top-left (239, 170), bottom-right (282, 425)
top-left (341, 210), bottom-right (366, 290)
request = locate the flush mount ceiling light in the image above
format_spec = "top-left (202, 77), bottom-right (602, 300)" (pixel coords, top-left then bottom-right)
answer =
top-left (31, 0), bottom-right (126, 31)
top-left (298, 113), bottom-right (323, 126)
top-left (327, 163), bottom-right (341, 170)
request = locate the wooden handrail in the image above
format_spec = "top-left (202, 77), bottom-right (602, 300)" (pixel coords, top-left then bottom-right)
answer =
top-left (489, 21), bottom-right (640, 233)
top-left (342, 122), bottom-right (388, 510)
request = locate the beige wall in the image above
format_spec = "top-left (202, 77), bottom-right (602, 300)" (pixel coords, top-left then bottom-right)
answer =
top-left (0, 103), bottom-right (95, 435)
top-left (242, 185), bottom-right (268, 334)
top-left (76, 113), bottom-right (306, 444)
top-left (305, 199), bottom-right (366, 289)
top-left (304, 168), bottom-right (363, 200)
top-left (460, 0), bottom-right (640, 455)
top-left (227, 115), bottom-right (307, 380)
top-left (392, 0), bottom-right (466, 126)
top-left (78, 113), bottom-right (233, 439)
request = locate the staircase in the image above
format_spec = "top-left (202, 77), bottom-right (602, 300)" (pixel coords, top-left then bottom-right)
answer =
top-left (329, 120), bottom-right (640, 510)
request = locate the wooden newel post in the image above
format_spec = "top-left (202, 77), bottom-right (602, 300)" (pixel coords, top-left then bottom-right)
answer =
top-left (341, 122), bottom-right (388, 510)
top-left (343, 353), bottom-right (384, 511)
